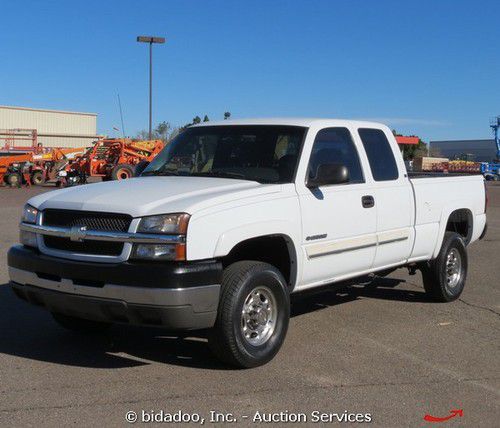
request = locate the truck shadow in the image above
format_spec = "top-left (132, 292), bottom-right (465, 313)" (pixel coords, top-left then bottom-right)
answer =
top-left (0, 276), bottom-right (428, 370)
top-left (290, 275), bottom-right (428, 316)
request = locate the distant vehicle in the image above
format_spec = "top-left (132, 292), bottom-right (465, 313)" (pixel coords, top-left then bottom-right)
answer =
top-left (9, 119), bottom-right (487, 367)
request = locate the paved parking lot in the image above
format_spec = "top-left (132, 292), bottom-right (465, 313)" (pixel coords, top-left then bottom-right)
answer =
top-left (0, 183), bottom-right (498, 427)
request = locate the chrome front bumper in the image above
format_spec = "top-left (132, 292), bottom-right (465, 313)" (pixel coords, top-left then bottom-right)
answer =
top-left (20, 222), bottom-right (185, 244)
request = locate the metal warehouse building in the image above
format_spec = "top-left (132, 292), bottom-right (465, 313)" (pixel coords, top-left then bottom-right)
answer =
top-left (0, 105), bottom-right (99, 149)
top-left (429, 139), bottom-right (496, 162)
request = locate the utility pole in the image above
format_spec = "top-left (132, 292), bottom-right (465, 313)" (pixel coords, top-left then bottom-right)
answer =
top-left (137, 36), bottom-right (165, 139)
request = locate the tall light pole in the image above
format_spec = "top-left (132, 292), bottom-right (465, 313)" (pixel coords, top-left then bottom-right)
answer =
top-left (137, 36), bottom-right (165, 139)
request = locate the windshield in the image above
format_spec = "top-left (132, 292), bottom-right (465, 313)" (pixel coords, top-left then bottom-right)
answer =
top-left (141, 125), bottom-right (307, 183)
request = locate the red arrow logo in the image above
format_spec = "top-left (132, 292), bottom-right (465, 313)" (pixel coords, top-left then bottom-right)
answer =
top-left (424, 409), bottom-right (463, 423)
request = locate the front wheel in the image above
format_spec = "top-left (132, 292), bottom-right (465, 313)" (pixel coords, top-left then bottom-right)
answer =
top-left (421, 232), bottom-right (468, 302)
top-left (208, 261), bottom-right (290, 368)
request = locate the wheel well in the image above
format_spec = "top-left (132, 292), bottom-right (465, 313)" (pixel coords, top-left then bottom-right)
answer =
top-left (221, 235), bottom-right (296, 289)
top-left (446, 209), bottom-right (473, 244)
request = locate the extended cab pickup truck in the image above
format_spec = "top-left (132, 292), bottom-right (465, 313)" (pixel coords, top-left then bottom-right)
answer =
top-left (8, 119), bottom-right (487, 368)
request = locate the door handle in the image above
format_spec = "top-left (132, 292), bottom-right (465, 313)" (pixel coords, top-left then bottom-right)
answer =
top-left (362, 195), bottom-right (375, 208)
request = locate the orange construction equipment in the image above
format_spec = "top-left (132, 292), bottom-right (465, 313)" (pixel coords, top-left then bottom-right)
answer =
top-left (0, 152), bottom-right (35, 187)
top-left (61, 138), bottom-right (164, 186)
top-left (1, 128), bottom-right (44, 186)
top-left (1, 146), bottom-right (87, 187)
top-left (0, 128), bottom-right (40, 153)
top-left (29, 147), bottom-right (87, 185)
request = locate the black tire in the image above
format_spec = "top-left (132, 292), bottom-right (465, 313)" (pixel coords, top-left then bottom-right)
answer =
top-left (51, 312), bottom-right (111, 334)
top-left (111, 163), bottom-right (134, 180)
top-left (208, 261), bottom-right (290, 368)
top-left (421, 232), bottom-right (467, 302)
top-left (6, 173), bottom-right (22, 187)
top-left (31, 171), bottom-right (44, 185)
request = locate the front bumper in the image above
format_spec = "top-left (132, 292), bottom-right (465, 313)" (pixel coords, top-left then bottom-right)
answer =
top-left (8, 245), bottom-right (222, 330)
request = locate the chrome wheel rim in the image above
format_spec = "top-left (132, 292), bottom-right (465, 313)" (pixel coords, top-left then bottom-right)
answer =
top-left (446, 248), bottom-right (462, 288)
top-left (241, 286), bottom-right (277, 346)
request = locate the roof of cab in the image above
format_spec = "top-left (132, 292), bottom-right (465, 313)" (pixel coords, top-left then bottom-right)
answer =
top-left (191, 117), bottom-right (387, 129)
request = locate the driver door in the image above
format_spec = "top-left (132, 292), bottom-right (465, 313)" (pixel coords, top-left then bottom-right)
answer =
top-left (297, 127), bottom-right (377, 287)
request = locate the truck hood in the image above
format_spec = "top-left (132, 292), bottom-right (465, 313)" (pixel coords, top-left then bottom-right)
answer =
top-left (28, 177), bottom-right (282, 217)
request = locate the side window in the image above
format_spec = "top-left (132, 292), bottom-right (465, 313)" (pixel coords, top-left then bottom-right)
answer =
top-left (358, 128), bottom-right (399, 181)
top-left (308, 127), bottom-right (364, 184)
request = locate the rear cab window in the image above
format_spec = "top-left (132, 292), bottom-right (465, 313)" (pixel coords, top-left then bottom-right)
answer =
top-left (358, 128), bottom-right (399, 181)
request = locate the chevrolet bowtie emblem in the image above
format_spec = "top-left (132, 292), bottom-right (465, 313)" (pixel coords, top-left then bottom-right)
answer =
top-left (69, 225), bottom-right (87, 242)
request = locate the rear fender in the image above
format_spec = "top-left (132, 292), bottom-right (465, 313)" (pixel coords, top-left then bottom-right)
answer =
top-left (432, 204), bottom-right (473, 259)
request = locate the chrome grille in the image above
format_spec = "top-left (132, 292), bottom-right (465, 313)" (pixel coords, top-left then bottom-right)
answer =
top-left (42, 209), bottom-right (132, 256)
top-left (43, 209), bottom-right (132, 232)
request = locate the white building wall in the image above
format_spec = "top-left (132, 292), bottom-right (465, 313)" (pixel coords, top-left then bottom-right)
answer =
top-left (0, 106), bottom-right (98, 148)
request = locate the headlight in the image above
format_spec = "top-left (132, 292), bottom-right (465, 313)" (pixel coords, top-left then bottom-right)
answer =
top-left (20, 204), bottom-right (39, 248)
top-left (132, 213), bottom-right (190, 261)
top-left (137, 213), bottom-right (190, 234)
top-left (22, 204), bottom-right (38, 224)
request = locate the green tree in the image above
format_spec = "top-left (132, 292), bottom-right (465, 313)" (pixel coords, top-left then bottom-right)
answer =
top-left (203, 115), bottom-right (210, 122)
top-left (224, 111), bottom-right (231, 120)
top-left (136, 121), bottom-right (178, 143)
top-left (192, 116), bottom-right (202, 125)
top-left (155, 121), bottom-right (171, 141)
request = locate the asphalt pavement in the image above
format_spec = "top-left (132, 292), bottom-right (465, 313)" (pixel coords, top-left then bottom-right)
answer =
top-left (0, 182), bottom-right (498, 427)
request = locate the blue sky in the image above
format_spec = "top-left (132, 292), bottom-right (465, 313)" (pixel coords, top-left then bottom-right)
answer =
top-left (1, 0), bottom-right (498, 142)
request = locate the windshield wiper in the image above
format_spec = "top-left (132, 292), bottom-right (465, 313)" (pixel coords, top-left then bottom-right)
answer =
top-left (141, 170), bottom-right (179, 176)
top-left (190, 171), bottom-right (246, 179)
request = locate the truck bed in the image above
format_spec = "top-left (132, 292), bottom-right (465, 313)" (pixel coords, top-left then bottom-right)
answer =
top-left (408, 172), bottom-right (483, 179)
top-left (407, 172), bottom-right (486, 261)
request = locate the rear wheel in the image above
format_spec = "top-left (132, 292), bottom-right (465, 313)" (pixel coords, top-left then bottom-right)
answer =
top-left (208, 261), bottom-right (290, 368)
top-left (31, 171), bottom-right (44, 185)
top-left (111, 163), bottom-right (134, 180)
top-left (52, 312), bottom-right (111, 334)
top-left (421, 232), bottom-right (467, 302)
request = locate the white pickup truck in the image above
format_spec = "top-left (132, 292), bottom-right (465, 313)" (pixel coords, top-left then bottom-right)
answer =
top-left (8, 118), bottom-right (487, 368)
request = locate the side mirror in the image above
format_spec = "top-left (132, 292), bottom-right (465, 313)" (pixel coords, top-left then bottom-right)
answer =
top-left (307, 163), bottom-right (349, 188)
top-left (135, 160), bottom-right (150, 177)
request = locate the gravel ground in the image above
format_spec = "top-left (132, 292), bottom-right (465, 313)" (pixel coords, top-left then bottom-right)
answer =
top-left (0, 182), bottom-right (498, 427)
